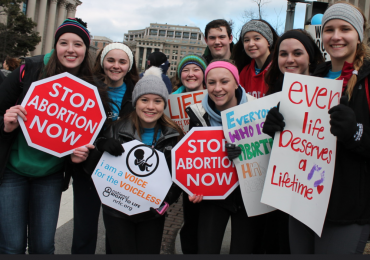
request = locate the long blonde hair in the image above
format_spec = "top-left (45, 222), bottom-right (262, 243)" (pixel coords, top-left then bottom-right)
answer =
top-left (327, 2), bottom-right (370, 99)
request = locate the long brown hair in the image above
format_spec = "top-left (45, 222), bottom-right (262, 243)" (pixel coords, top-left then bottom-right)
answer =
top-left (129, 110), bottom-right (184, 141)
top-left (325, 1), bottom-right (370, 100)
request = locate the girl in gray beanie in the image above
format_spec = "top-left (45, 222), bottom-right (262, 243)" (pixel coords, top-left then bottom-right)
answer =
top-left (287, 2), bottom-right (370, 254)
top-left (84, 66), bottom-right (184, 254)
top-left (231, 19), bottom-right (279, 99)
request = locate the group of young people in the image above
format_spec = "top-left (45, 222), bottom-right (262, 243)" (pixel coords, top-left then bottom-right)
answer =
top-left (0, 1), bottom-right (369, 255)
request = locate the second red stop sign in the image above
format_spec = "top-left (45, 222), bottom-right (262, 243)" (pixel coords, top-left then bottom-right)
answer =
top-left (172, 127), bottom-right (239, 199)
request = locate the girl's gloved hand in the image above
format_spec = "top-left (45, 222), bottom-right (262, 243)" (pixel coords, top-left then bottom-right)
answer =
top-left (97, 138), bottom-right (124, 156)
top-left (262, 104), bottom-right (285, 138)
top-left (225, 143), bottom-right (241, 160)
top-left (328, 96), bottom-right (357, 142)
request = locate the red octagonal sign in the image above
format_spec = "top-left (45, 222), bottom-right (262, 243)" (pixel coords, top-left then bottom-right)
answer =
top-left (172, 127), bottom-right (239, 199)
top-left (19, 72), bottom-right (106, 157)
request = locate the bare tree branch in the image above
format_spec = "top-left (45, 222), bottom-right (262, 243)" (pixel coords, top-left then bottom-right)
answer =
top-left (272, 5), bottom-right (284, 35)
top-left (251, 0), bottom-right (270, 19)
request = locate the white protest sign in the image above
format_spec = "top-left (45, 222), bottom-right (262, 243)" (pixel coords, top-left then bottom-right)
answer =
top-left (305, 25), bottom-right (330, 62)
top-left (92, 140), bottom-right (173, 215)
top-left (261, 73), bottom-right (342, 236)
top-left (221, 93), bottom-right (280, 216)
top-left (164, 90), bottom-right (207, 133)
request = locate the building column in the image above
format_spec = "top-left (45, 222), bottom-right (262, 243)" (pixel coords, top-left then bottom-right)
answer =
top-left (67, 4), bottom-right (77, 19)
top-left (44, 0), bottom-right (58, 54)
top-left (365, 1), bottom-right (370, 21)
top-left (142, 47), bottom-right (147, 71)
top-left (135, 46), bottom-right (140, 67)
top-left (33, 0), bottom-right (48, 55)
top-left (57, 0), bottom-right (68, 27)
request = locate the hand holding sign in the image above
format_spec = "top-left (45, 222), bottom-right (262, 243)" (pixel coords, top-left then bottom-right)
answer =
top-left (71, 144), bottom-right (95, 163)
top-left (262, 106), bottom-right (285, 137)
top-left (97, 138), bottom-right (125, 156)
top-left (3, 105), bottom-right (28, 133)
top-left (328, 96), bottom-right (357, 142)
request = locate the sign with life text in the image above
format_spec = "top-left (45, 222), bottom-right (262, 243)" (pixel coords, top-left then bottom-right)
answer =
top-left (172, 127), bottom-right (239, 199)
top-left (305, 25), bottom-right (330, 62)
top-left (92, 140), bottom-right (173, 216)
top-left (18, 72), bottom-right (106, 157)
top-left (164, 90), bottom-right (206, 133)
top-left (221, 93), bottom-right (281, 216)
top-left (261, 73), bottom-right (342, 236)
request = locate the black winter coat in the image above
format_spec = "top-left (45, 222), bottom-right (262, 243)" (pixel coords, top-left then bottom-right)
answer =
top-left (84, 119), bottom-right (182, 223)
top-left (312, 60), bottom-right (370, 224)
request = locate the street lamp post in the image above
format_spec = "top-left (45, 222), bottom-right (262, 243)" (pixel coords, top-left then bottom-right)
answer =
top-left (284, 1), bottom-right (297, 32)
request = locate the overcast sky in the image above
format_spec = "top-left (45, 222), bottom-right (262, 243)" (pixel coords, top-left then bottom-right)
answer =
top-left (76, 0), bottom-right (317, 42)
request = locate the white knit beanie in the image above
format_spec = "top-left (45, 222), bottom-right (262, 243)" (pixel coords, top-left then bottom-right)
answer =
top-left (100, 43), bottom-right (134, 71)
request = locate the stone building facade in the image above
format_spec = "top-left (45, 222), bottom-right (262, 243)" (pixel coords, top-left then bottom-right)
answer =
top-left (91, 36), bottom-right (114, 54)
top-left (24, 0), bottom-right (82, 55)
top-left (124, 23), bottom-right (207, 77)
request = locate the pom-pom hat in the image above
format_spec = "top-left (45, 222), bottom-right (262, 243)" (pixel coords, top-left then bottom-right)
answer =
top-left (132, 67), bottom-right (169, 109)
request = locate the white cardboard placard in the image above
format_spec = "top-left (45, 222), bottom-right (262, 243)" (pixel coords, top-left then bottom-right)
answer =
top-left (261, 73), bottom-right (342, 236)
top-left (221, 93), bottom-right (281, 216)
top-left (92, 140), bottom-right (173, 215)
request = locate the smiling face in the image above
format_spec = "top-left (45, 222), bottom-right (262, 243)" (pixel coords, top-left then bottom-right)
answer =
top-left (278, 38), bottom-right (310, 76)
top-left (180, 64), bottom-right (204, 92)
top-left (206, 67), bottom-right (238, 111)
top-left (323, 19), bottom-right (360, 67)
top-left (136, 94), bottom-right (165, 128)
top-left (205, 26), bottom-right (233, 59)
top-left (56, 33), bottom-right (86, 75)
top-left (243, 31), bottom-right (270, 67)
top-left (103, 49), bottom-right (130, 88)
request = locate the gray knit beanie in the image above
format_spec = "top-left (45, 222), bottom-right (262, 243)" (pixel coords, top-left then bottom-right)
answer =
top-left (241, 20), bottom-right (273, 46)
top-left (321, 3), bottom-right (364, 42)
top-left (132, 66), bottom-right (169, 109)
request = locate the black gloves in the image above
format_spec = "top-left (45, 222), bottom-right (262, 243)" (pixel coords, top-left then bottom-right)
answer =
top-left (150, 202), bottom-right (169, 217)
top-left (96, 138), bottom-right (124, 156)
top-left (226, 143), bottom-right (241, 160)
top-left (328, 96), bottom-right (357, 142)
top-left (262, 104), bottom-right (285, 138)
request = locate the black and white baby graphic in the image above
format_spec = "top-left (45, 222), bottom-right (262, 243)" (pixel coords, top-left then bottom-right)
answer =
top-left (126, 145), bottom-right (159, 177)
top-left (134, 149), bottom-right (153, 171)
